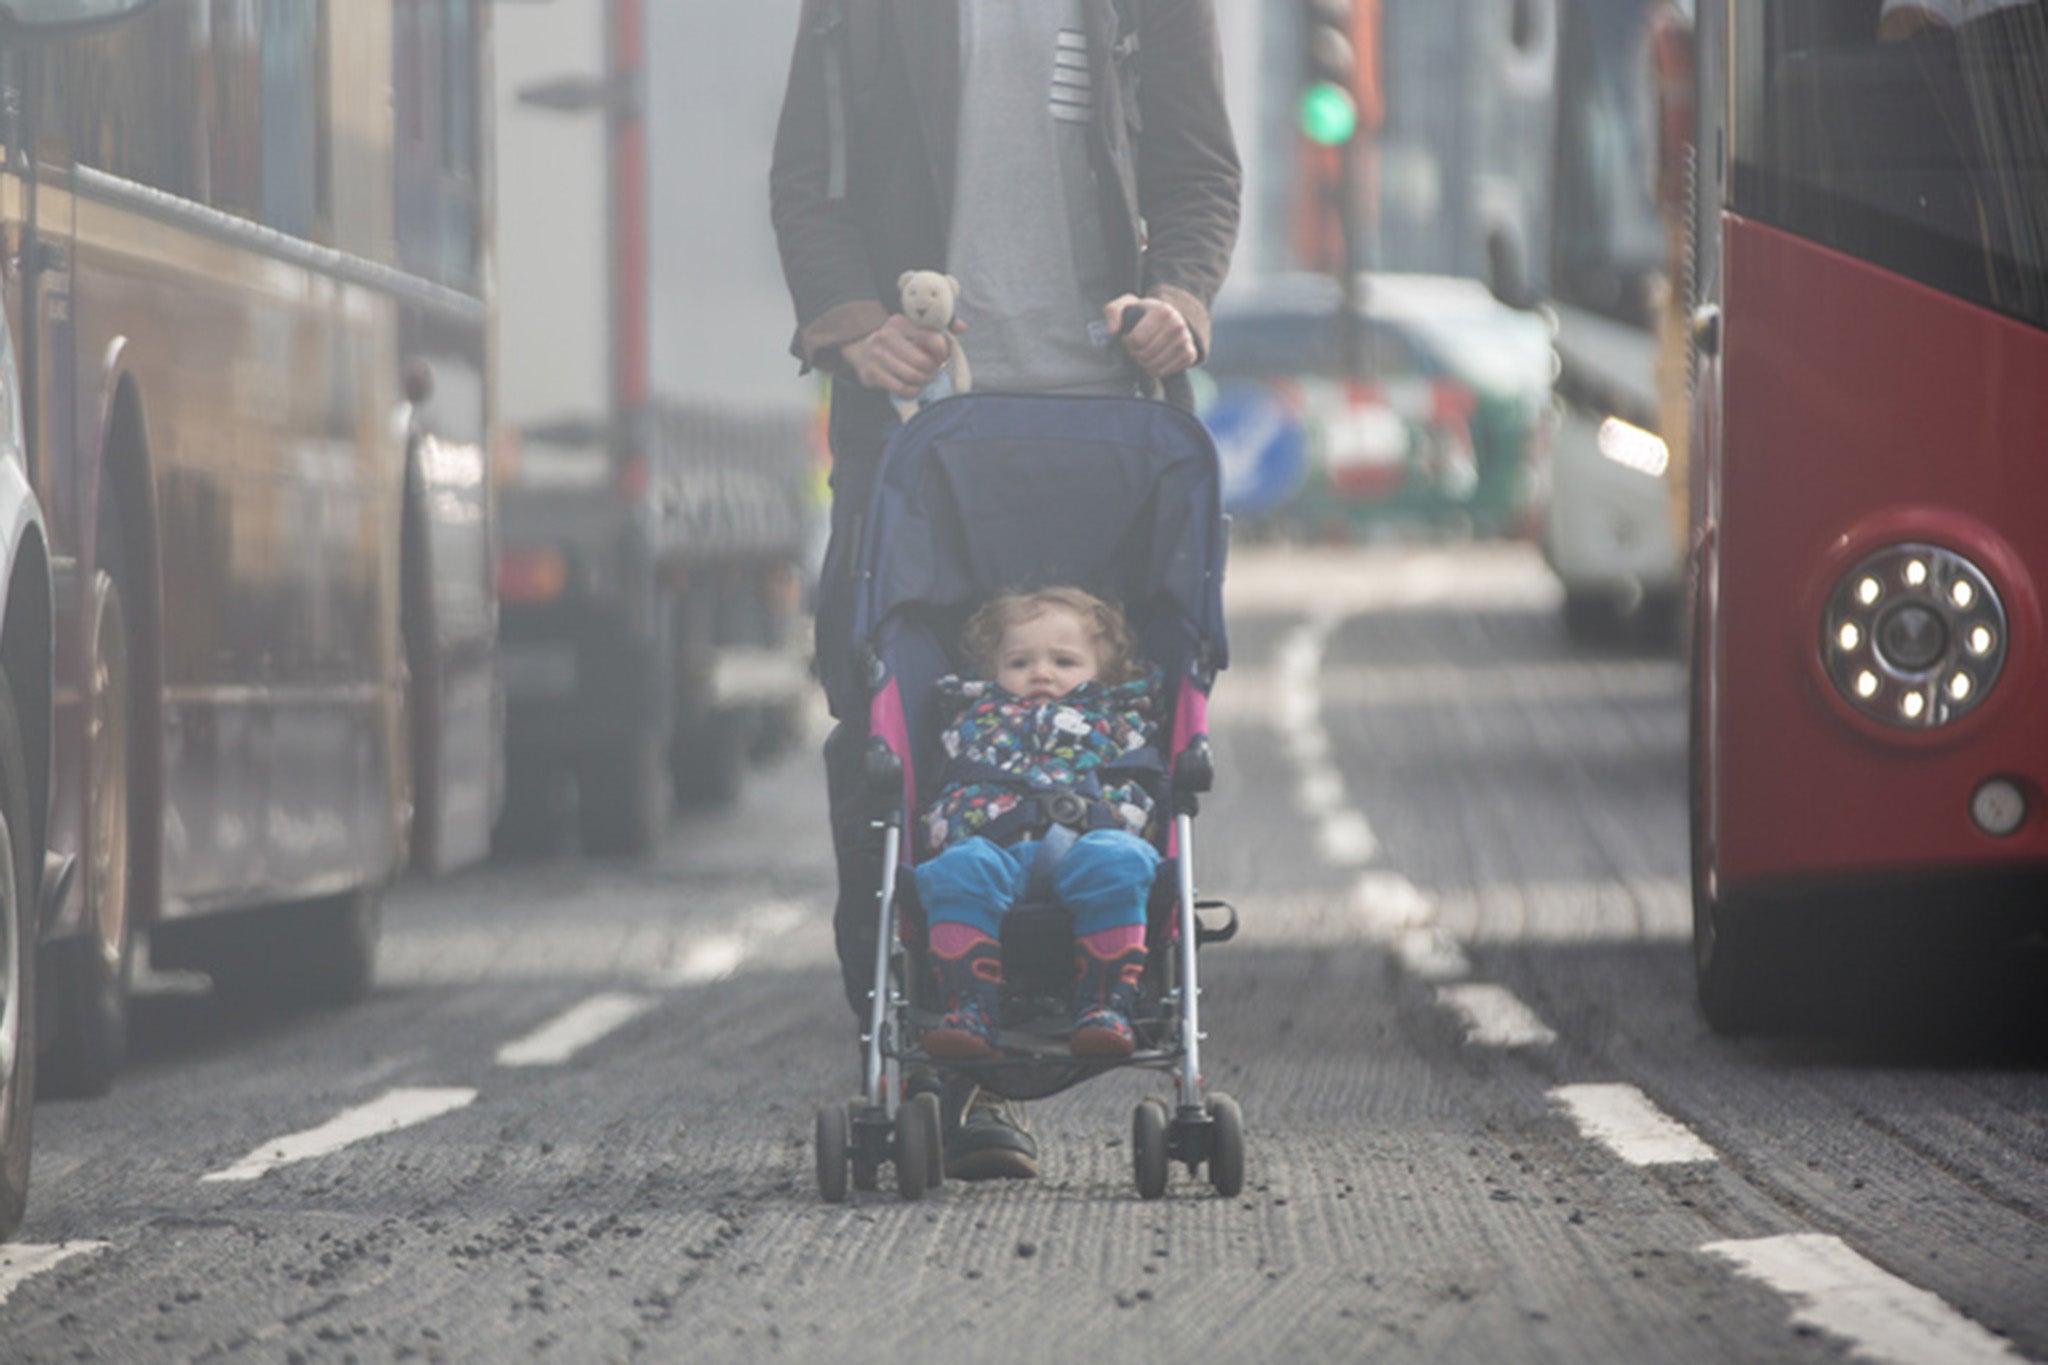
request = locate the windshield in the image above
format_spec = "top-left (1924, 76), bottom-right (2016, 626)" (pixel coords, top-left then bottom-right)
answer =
top-left (1552, 0), bottom-right (1668, 326)
top-left (1729, 0), bottom-right (2048, 329)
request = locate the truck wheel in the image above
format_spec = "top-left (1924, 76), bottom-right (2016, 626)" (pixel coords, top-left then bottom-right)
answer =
top-left (43, 558), bottom-right (135, 1099)
top-left (494, 751), bottom-right (572, 858)
top-left (670, 710), bottom-right (745, 809)
top-left (181, 888), bottom-right (382, 1010)
top-left (1562, 588), bottom-right (1624, 644)
top-left (579, 739), bottom-right (668, 857)
top-left (1, 676), bottom-right (41, 1239)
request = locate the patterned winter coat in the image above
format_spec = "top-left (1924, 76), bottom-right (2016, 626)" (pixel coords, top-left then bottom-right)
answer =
top-left (921, 669), bottom-right (1162, 855)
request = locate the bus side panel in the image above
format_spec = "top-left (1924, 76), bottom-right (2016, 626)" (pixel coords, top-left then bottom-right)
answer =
top-left (61, 191), bottom-right (405, 917)
top-left (1715, 218), bottom-right (2048, 890)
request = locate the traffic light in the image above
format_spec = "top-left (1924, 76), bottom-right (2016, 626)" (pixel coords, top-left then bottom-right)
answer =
top-left (1299, 0), bottom-right (1358, 147)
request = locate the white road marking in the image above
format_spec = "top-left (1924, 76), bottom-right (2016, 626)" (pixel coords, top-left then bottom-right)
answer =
top-left (1351, 871), bottom-right (1434, 933)
top-left (1551, 1083), bottom-right (1718, 1166)
top-left (1703, 1234), bottom-right (2026, 1365)
top-left (1317, 810), bottom-right (1379, 866)
top-left (201, 1087), bottom-right (477, 1183)
top-left (668, 934), bottom-right (746, 984)
top-left (1297, 763), bottom-right (1346, 813)
top-left (1282, 725), bottom-right (1330, 765)
top-left (496, 991), bottom-right (658, 1067)
top-left (0, 1243), bottom-right (108, 1307)
top-left (658, 899), bottom-right (810, 987)
top-left (1396, 925), bottom-right (1471, 982)
top-left (1435, 983), bottom-right (1558, 1048)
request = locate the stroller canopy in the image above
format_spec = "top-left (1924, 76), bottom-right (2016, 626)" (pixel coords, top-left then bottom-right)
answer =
top-left (850, 394), bottom-right (1230, 677)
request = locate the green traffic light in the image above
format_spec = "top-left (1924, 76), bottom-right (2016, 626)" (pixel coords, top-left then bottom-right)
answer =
top-left (1298, 80), bottom-right (1358, 146)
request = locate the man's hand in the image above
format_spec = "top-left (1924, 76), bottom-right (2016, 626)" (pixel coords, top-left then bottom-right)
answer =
top-left (1104, 294), bottom-right (1199, 379)
top-left (842, 314), bottom-right (959, 398)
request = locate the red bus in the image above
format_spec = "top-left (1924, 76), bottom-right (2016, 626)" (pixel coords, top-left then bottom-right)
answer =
top-left (0, 0), bottom-right (497, 1131)
top-left (1688, 0), bottom-right (2048, 1031)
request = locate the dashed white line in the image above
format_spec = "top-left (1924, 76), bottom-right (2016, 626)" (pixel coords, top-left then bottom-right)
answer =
top-left (496, 991), bottom-right (657, 1067)
top-left (0, 1242), bottom-right (107, 1307)
top-left (1297, 763), bottom-right (1346, 813)
top-left (1350, 870), bottom-right (1435, 933)
top-left (1703, 1234), bottom-right (2027, 1365)
top-left (1265, 591), bottom-right (2026, 1365)
top-left (201, 1087), bottom-right (477, 1184)
top-left (1435, 983), bottom-right (1558, 1048)
top-left (659, 899), bottom-right (810, 987)
top-left (1395, 925), bottom-right (1471, 982)
top-left (668, 935), bottom-right (745, 984)
top-left (1551, 1083), bottom-right (1718, 1166)
top-left (1316, 810), bottom-right (1379, 866)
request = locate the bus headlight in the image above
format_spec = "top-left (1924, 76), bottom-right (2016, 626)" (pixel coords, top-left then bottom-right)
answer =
top-left (1821, 544), bottom-right (2006, 729)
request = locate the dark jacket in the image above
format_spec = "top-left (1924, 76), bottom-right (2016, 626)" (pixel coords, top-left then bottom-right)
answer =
top-left (770, 0), bottom-right (1242, 390)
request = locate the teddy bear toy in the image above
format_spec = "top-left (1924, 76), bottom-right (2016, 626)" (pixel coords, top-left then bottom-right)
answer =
top-left (894, 268), bottom-right (972, 421)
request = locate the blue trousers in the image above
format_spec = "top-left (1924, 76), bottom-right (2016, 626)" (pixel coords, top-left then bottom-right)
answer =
top-left (915, 831), bottom-right (1161, 939)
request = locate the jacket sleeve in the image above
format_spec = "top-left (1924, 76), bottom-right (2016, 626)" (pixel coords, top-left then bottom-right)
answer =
top-left (1134, 0), bottom-right (1243, 359)
top-left (771, 0), bottom-right (891, 372)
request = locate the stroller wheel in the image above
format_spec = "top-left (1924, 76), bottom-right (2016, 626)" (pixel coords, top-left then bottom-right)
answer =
top-left (913, 1090), bottom-right (946, 1190)
top-left (848, 1099), bottom-right (882, 1191)
top-left (895, 1102), bottom-right (931, 1201)
top-left (1206, 1093), bottom-right (1244, 1198)
top-left (816, 1104), bottom-right (849, 1203)
top-left (1132, 1098), bottom-right (1170, 1200)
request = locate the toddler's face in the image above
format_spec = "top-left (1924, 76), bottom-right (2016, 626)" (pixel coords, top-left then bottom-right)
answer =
top-left (994, 606), bottom-right (1102, 701)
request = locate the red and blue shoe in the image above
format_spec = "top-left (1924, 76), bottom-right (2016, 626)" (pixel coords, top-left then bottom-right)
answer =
top-left (1069, 1005), bottom-right (1137, 1057)
top-left (925, 995), bottom-right (1001, 1060)
top-left (1070, 941), bottom-right (1146, 1057)
top-left (926, 932), bottom-right (1003, 1060)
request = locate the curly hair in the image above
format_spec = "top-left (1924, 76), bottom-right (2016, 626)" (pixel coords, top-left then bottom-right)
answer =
top-left (961, 587), bottom-right (1142, 685)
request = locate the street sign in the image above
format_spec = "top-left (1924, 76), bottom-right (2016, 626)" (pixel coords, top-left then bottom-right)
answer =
top-left (1203, 382), bottom-right (1310, 515)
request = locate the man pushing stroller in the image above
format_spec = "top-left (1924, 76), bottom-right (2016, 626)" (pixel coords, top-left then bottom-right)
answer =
top-left (772, 0), bottom-right (1241, 1182)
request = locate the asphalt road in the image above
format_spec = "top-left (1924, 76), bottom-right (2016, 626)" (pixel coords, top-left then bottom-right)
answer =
top-left (4, 543), bottom-right (2044, 1364)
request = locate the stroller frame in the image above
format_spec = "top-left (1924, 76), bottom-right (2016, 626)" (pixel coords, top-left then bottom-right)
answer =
top-left (813, 394), bottom-right (1245, 1203)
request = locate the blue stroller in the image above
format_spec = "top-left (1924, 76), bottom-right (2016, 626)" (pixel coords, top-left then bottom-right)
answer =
top-left (813, 393), bottom-right (1244, 1202)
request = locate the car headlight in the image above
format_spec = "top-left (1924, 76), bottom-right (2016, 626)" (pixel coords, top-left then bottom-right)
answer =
top-left (1822, 544), bottom-right (2006, 728)
top-left (1595, 416), bottom-right (1669, 479)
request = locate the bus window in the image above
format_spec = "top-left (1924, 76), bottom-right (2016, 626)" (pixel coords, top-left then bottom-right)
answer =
top-left (1552, 0), bottom-right (1666, 328)
top-left (36, 1), bottom-right (202, 200)
top-left (1730, 0), bottom-right (2048, 328)
top-left (394, 0), bottom-right (480, 290)
top-left (256, 0), bottom-right (319, 238)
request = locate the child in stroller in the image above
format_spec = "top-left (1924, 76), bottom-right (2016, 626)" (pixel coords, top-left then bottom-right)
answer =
top-left (814, 393), bottom-right (1244, 1203)
top-left (917, 587), bottom-right (1163, 1061)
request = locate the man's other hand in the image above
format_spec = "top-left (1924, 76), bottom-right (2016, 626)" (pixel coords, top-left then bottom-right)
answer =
top-left (843, 314), bottom-right (959, 398)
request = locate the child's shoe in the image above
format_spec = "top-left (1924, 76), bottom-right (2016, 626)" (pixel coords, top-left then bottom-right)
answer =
top-left (1069, 1005), bottom-right (1136, 1056)
top-left (926, 932), bottom-right (1003, 1060)
top-left (1070, 939), bottom-right (1145, 1057)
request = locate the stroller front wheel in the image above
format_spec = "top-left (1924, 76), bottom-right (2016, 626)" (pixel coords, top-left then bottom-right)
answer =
top-left (1132, 1098), bottom-right (1170, 1200)
top-left (1206, 1093), bottom-right (1244, 1198)
top-left (895, 1101), bottom-right (932, 1200)
top-left (912, 1090), bottom-right (946, 1190)
top-left (816, 1103), bottom-right (850, 1203)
